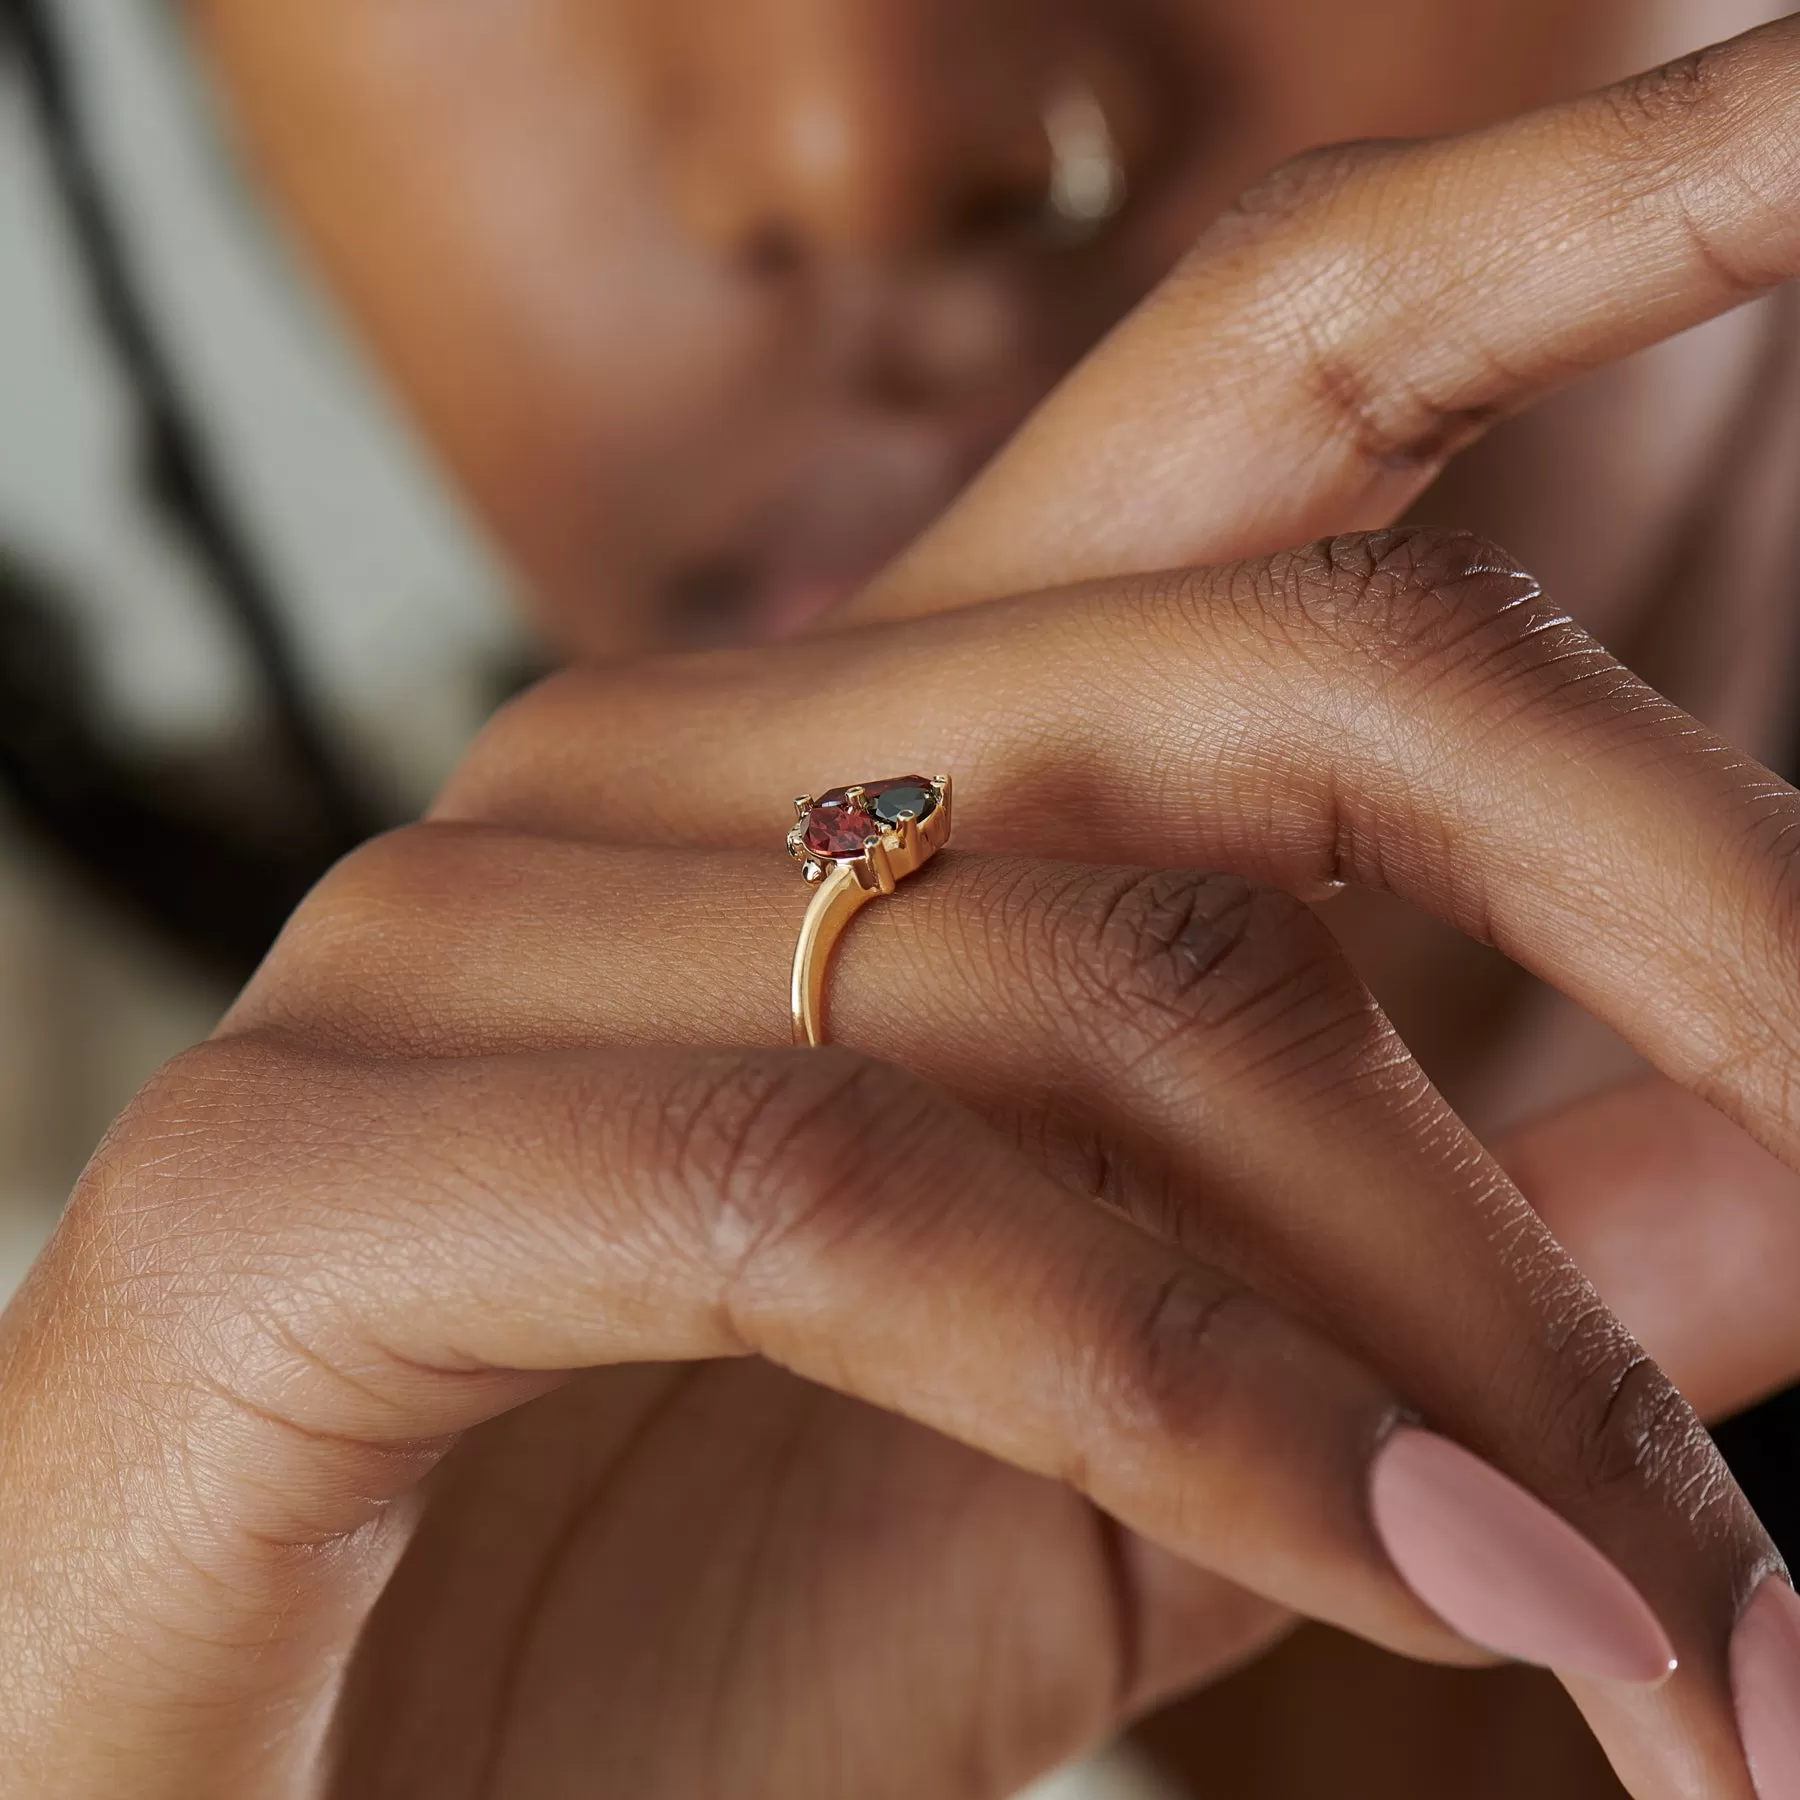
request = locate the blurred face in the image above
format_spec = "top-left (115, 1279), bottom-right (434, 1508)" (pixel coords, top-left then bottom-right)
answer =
top-left (191, 0), bottom-right (1640, 656)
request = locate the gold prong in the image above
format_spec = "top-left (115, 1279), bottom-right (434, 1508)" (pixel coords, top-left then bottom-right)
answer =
top-left (794, 795), bottom-right (814, 819)
top-left (788, 772), bottom-right (953, 1049)
top-left (867, 837), bottom-right (897, 895)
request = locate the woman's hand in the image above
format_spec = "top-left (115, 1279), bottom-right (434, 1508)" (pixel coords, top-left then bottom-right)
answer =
top-left (0, 831), bottom-right (1773, 1800)
top-left (7, 14), bottom-right (1800, 1800)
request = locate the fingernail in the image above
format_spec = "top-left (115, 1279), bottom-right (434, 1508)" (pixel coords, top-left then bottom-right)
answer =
top-left (1733, 1575), bottom-right (1800, 1799)
top-left (1369, 1425), bottom-right (1676, 1683)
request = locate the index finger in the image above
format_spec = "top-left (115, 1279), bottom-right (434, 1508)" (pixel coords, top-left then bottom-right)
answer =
top-left (858, 12), bottom-right (1800, 617)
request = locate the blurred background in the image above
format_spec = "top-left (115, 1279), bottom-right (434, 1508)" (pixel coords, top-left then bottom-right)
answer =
top-left (0, 0), bottom-right (520, 1294)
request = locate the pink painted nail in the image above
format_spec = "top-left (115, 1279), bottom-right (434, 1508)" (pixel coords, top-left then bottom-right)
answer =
top-left (1733, 1576), bottom-right (1800, 1800)
top-left (1370, 1425), bottom-right (1676, 1683)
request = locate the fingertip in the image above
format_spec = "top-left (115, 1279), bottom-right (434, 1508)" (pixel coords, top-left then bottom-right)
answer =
top-left (1369, 1426), bottom-right (1678, 1686)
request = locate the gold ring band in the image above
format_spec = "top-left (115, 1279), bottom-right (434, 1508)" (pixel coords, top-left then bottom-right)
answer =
top-left (787, 774), bottom-right (953, 1046)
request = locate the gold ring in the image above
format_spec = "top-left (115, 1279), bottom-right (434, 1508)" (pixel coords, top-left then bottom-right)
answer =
top-left (787, 774), bottom-right (953, 1046)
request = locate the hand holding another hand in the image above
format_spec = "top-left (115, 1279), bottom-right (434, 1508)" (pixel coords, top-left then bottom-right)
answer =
top-left (7, 17), bottom-right (1800, 1799)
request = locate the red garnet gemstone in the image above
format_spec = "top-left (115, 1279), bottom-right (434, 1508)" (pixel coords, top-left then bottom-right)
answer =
top-left (802, 798), bottom-right (878, 859)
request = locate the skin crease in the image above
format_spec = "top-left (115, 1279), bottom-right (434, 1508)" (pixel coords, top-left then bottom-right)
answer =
top-left (4, 2), bottom-right (1796, 1797)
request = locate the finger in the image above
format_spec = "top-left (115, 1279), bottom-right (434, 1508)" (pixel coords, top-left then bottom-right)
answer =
top-left (1497, 1077), bottom-right (1800, 1425)
top-left (854, 13), bottom-right (1800, 617)
top-left (439, 530), bottom-right (1800, 1182)
top-left (233, 830), bottom-right (1778, 1797)
top-left (17, 1030), bottom-right (1673, 1752)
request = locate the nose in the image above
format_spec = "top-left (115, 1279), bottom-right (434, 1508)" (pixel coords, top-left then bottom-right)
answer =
top-left (640, 0), bottom-right (1138, 264)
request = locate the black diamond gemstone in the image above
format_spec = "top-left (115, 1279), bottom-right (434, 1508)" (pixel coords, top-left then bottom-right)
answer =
top-left (870, 781), bottom-right (936, 827)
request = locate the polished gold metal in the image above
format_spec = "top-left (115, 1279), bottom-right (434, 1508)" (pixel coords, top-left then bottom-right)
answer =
top-left (788, 775), bottom-right (952, 1046)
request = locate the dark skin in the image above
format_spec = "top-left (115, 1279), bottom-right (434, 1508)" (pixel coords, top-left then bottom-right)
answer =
top-left (4, 5), bottom-right (1800, 1798)
top-left (192, 0), bottom-right (1800, 1147)
top-left (188, 0), bottom-right (1787, 661)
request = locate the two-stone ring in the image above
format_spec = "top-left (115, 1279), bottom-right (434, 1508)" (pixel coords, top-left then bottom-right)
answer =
top-left (787, 774), bottom-right (952, 1046)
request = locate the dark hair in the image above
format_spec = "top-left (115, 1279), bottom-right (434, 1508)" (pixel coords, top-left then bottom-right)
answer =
top-left (0, 0), bottom-right (386, 979)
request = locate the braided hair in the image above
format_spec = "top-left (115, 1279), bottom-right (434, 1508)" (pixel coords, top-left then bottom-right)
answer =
top-left (0, 0), bottom-right (385, 979)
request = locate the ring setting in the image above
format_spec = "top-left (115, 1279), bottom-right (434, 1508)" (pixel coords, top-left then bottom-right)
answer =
top-left (787, 774), bottom-right (952, 1046)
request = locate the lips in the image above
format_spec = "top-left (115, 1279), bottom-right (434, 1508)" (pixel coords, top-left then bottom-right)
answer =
top-left (656, 394), bottom-right (1027, 646)
top-left (660, 558), bottom-right (875, 646)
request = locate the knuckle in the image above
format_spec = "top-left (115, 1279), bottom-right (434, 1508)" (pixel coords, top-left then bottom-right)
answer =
top-left (1531, 1304), bottom-right (1719, 1512)
top-left (657, 1047), bottom-right (946, 1283)
top-left (1083, 1273), bottom-right (1393, 1495)
top-left (1087, 1272), bottom-right (1264, 1446)
top-left (1045, 866), bottom-right (1389, 1093)
top-left (48, 1044), bottom-right (435, 1538)
top-left (1263, 527), bottom-right (1585, 688)
top-left (234, 821), bottom-right (507, 1047)
top-left (75, 1039), bottom-right (293, 1261)
top-left (51, 1041), bottom-right (301, 1370)
top-left (431, 669), bottom-right (594, 828)
top-left (1598, 42), bottom-right (1800, 300)
top-left (81, 1039), bottom-right (246, 1219)
top-left (1200, 139), bottom-right (1400, 248)
top-left (1190, 142), bottom-right (1501, 471)
top-left (1069, 866), bottom-right (1329, 1027)
top-left (276, 822), bottom-right (461, 951)
top-left (1229, 529), bottom-right (1653, 908)
top-left (1604, 43), bottom-right (1729, 136)
top-left (1569, 1356), bottom-right (1683, 1501)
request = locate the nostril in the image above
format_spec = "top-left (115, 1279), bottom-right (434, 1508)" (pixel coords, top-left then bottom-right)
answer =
top-left (663, 560), bottom-right (761, 646)
top-left (949, 179), bottom-right (1050, 248)
top-left (737, 221), bottom-right (807, 282)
